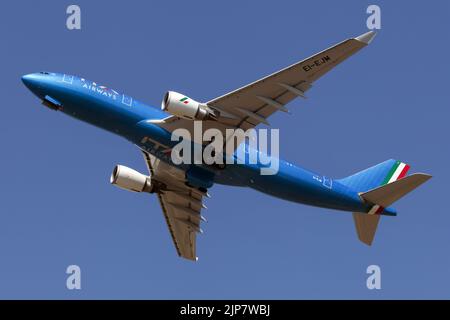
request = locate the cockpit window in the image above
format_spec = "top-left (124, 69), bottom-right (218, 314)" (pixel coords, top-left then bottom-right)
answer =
top-left (39, 71), bottom-right (50, 75)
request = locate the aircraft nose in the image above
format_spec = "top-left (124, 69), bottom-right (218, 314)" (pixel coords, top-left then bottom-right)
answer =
top-left (22, 73), bottom-right (46, 99)
top-left (22, 73), bottom-right (39, 89)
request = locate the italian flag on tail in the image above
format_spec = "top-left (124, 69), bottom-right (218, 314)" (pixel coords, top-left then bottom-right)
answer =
top-left (368, 160), bottom-right (410, 215)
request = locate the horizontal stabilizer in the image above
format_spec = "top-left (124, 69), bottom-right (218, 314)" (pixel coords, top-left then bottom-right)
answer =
top-left (352, 213), bottom-right (380, 245)
top-left (360, 173), bottom-right (432, 208)
top-left (353, 173), bottom-right (431, 246)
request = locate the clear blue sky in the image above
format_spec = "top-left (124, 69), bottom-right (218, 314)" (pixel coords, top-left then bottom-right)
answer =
top-left (0, 0), bottom-right (448, 299)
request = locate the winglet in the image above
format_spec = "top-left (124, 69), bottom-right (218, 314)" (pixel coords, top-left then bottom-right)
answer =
top-left (355, 31), bottom-right (377, 45)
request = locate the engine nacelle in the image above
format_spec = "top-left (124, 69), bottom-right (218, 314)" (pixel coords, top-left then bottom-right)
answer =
top-left (161, 91), bottom-right (216, 120)
top-left (110, 165), bottom-right (154, 193)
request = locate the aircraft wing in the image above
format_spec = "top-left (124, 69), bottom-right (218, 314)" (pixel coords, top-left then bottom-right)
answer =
top-left (156, 31), bottom-right (376, 138)
top-left (206, 31), bottom-right (376, 130)
top-left (142, 151), bottom-right (207, 261)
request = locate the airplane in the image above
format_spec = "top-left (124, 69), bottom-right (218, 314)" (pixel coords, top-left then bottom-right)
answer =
top-left (22, 31), bottom-right (431, 261)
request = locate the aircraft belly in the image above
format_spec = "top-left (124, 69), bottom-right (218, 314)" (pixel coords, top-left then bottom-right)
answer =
top-left (242, 165), bottom-right (365, 213)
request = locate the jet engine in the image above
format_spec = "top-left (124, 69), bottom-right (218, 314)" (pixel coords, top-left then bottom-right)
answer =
top-left (161, 91), bottom-right (217, 121)
top-left (110, 165), bottom-right (155, 193)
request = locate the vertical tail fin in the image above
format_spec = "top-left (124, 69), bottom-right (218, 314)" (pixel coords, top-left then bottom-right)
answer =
top-left (339, 160), bottom-right (431, 246)
top-left (338, 159), bottom-right (410, 193)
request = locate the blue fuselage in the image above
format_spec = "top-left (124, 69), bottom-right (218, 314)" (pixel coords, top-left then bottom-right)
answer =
top-left (22, 72), bottom-right (381, 214)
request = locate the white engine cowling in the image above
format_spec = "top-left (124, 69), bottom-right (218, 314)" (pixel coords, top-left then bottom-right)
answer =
top-left (110, 165), bottom-right (153, 193)
top-left (161, 91), bottom-right (216, 120)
